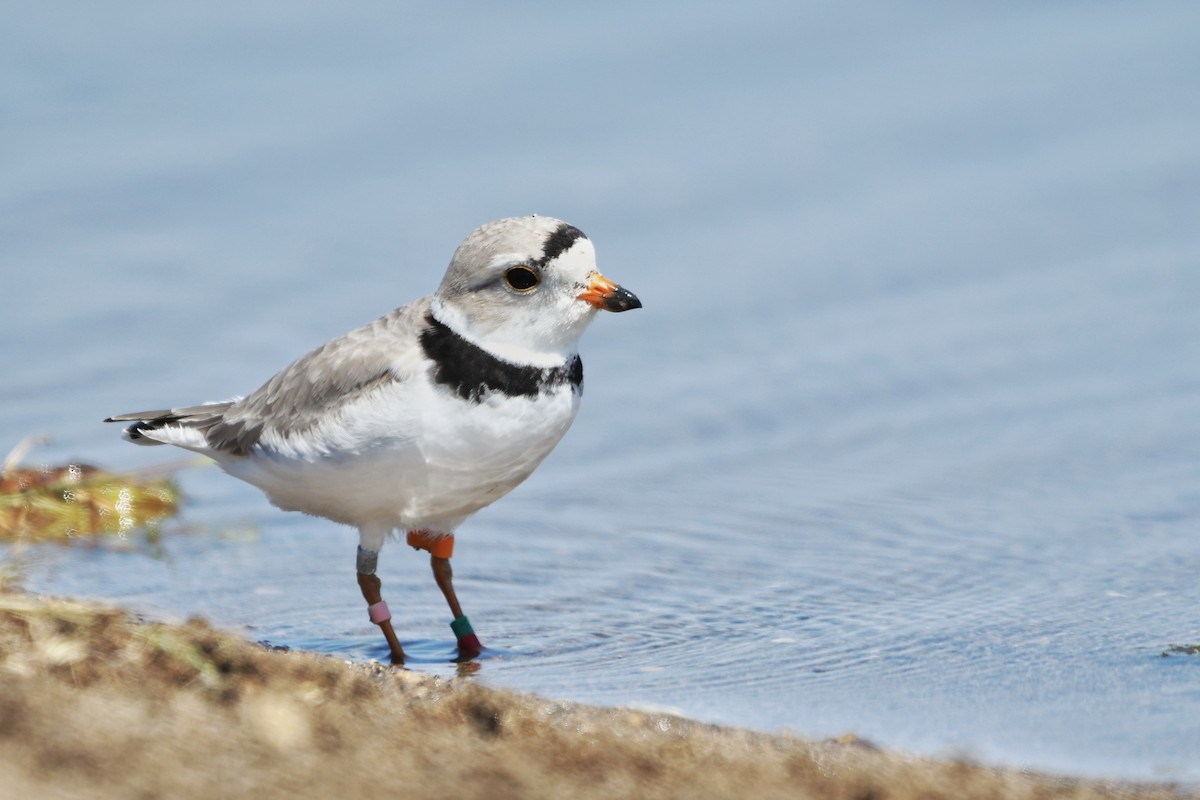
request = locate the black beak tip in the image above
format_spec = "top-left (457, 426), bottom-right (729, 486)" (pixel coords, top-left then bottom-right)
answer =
top-left (604, 287), bottom-right (642, 312)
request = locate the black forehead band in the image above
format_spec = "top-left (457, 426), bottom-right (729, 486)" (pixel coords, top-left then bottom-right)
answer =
top-left (534, 223), bottom-right (587, 268)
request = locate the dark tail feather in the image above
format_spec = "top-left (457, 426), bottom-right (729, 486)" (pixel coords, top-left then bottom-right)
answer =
top-left (105, 403), bottom-right (236, 446)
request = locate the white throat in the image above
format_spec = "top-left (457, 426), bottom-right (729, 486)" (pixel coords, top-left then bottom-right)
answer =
top-left (430, 296), bottom-right (579, 369)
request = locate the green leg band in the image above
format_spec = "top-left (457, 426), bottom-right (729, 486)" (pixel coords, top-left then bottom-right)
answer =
top-left (451, 615), bottom-right (482, 653)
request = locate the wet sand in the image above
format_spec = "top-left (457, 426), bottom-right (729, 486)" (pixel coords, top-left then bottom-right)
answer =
top-left (0, 590), bottom-right (1191, 800)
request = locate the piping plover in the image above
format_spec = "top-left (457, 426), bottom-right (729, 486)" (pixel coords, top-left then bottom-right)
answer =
top-left (106, 215), bottom-right (640, 662)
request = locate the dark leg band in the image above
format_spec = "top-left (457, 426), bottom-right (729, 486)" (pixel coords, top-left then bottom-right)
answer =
top-left (357, 545), bottom-right (379, 575)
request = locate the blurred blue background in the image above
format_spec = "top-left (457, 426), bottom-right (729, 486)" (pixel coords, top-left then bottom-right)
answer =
top-left (3, 2), bottom-right (1199, 781)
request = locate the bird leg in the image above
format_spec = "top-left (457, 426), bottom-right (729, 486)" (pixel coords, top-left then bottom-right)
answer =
top-left (356, 546), bottom-right (405, 664)
top-left (431, 555), bottom-right (483, 655)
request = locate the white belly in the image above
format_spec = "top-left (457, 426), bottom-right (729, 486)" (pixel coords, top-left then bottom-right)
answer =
top-left (218, 377), bottom-right (581, 533)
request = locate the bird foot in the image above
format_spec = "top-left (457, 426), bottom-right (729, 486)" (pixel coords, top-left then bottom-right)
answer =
top-left (358, 571), bottom-right (407, 663)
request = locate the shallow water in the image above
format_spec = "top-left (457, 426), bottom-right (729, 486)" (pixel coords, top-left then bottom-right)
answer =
top-left (4, 2), bottom-right (1200, 781)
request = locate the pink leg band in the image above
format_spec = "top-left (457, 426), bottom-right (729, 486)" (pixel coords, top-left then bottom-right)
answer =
top-left (368, 601), bottom-right (391, 624)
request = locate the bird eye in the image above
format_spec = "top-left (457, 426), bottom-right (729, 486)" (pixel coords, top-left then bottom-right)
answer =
top-left (504, 266), bottom-right (540, 292)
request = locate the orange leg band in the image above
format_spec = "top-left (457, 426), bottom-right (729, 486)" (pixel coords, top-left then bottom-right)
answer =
top-left (407, 529), bottom-right (454, 559)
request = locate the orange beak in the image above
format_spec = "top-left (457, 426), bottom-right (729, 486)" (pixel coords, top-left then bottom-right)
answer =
top-left (577, 272), bottom-right (642, 312)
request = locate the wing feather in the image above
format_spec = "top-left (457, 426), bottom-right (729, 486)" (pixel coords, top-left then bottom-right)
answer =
top-left (106, 298), bottom-right (431, 456)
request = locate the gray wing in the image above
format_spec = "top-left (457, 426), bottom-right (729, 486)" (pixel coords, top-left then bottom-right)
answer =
top-left (107, 298), bottom-right (432, 456)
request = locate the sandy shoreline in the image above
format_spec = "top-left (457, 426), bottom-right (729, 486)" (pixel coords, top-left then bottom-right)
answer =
top-left (0, 590), bottom-right (1192, 800)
